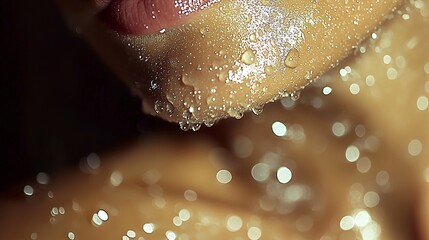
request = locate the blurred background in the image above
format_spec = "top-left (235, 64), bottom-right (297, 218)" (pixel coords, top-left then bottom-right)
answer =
top-left (0, 1), bottom-right (166, 189)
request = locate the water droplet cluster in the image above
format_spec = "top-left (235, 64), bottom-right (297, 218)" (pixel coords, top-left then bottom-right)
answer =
top-left (125, 0), bottom-right (320, 130)
top-left (5, 1), bottom-right (429, 240)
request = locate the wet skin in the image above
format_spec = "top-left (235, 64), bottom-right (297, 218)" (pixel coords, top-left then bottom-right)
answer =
top-left (2, 0), bottom-right (429, 240)
top-left (57, 0), bottom-right (402, 128)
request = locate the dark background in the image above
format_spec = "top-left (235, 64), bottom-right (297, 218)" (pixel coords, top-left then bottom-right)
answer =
top-left (0, 1), bottom-right (167, 188)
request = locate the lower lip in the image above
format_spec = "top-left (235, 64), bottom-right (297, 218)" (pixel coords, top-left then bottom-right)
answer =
top-left (100, 0), bottom-right (219, 36)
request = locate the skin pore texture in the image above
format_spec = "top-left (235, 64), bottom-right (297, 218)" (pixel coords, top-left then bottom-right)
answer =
top-left (2, 0), bottom-right (429, 240)
top-left (58, 0), bottom-right (402, 129)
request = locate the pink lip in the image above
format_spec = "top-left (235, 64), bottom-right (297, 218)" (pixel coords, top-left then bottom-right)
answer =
top-left (99, 0), bottom-right (219, 35)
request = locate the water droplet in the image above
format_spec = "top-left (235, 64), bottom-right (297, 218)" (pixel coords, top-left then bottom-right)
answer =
top-left (305, 69), bottom-right (314, 80)
top-left (340, 216), bottom-right (355, 230)
top-left (67, 232), bottom-right (76, 240)
top-left (211, 60), bottom-right (223, 70)
top-left (241, 49), bottom-right (256, 65)
top-left (357, 157), bottom-right (371, 173)
top-left (264, 65), bottom-right (275, 76)
top-left (179, 209), bottom-right (191, 221)
top-left (354, 210), bottom-right (371, 227)
top-left (278, 90), bottom-right (290, 98)
top-left (383, 54), bottom-right (392, 64)
top-left (206, 95), bottom-right (216, 105)
top-left (154, 100), bottom-right (164, 114)
top-left (165, 101), bottom-right (175, 116)
top-left (166, 230), bottom-right (177, 240)
top-left (110, 171), bottom-right (123, 186)
top-left (272, 121), bottom-right (287, 137)
top-left (150, 80), bottom-right (159, 90)
top-left (365, 75), bottom-right (376, 86)
top-left (204, 119), bottom-right (216, 127)
top-left (251, 82), bottom-right (261, 94)
top-left (345, 145), bottom-right (360, 162)
top-left (92, 209), bottom-right (109, 226)
top-left (179, 120), bottom-right (191, 131)
top-left (363, 191), bottom-right (380, 208)
top-left (97, 209), bottom-right (109, 221)
top-left (226, 215), bottom-right (243, 232)
top-left (36, 172), bottom-right (50, 185)
top-left (262, 86), bottom-right (268, 92)
top-left (126, 230), bottom-right (136, 238)
top-left (216, 169), bottom-right (232, 184)
top-left (376, 171), bottom-right (390, 186)
top-left (23, 185), bottom-right (34, 196)
top-left (227, 108), bottom-right (244, 119)
top-left (48, 191), bottom-right (54, 198)
top-left (249, 33), bottom-right (257, 42)
top-left (417, 96), bottom-right (429, 111)
top-left (182, 110), bottom-right (191, 120)
top-left (349, 83), bottom-right (360, 95)
top-left (184, 189), bottom-right (198, 201)
top-left (218, 71), bottom-right (228, 81)
top-left (251, 163), bottom-right (270, 182)
top-left (86, 153), bottom-right (101, 169)
top-left (408, 139), bottom-right (423, 156)
top-left (142, 223), bottom-right (156, 233)
top-left (181, 73), bottom-right (193, 86)
top-left (387, 67), bottom-right (398, 80)
top-left (191, 123), bottom-right (201, 131)
top-left (51, 206), bottom-right (64, 216)
top-left (284, 48), bottom-right (300, 68)
top-left (424, 62), bottom-right (429, 75)
top-left (219, 49), bottom-right (227, 56)
top-left (332, 122), bottom-right (347, 137)
top-left (189, 105), bottom-right (195, 113)
top-left (290, 92), bottom-right (301, 101)
top-left (322, 86), bottom-right (332, 95)
top-left (277, 166), bottom-right (292, 183)
top-left (247, 226), bottom-right (262, 240)
top-left (199, 27), bottom-right (209, 37)
top-left (31, 233), bottom-right (38, 240)
top-left (251, 105), bottom-right (264, 115)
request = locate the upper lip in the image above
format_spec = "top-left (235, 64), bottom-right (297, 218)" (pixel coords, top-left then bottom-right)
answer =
top-left (97, 0), bottom-right (221, 36)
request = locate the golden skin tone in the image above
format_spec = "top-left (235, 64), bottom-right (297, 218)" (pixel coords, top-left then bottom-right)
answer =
top-left (2, 0), bottom-right (429, 240)
top-left (57, 0), bottom-right (402, 128)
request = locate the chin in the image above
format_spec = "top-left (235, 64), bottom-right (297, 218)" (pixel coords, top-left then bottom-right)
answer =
top-left (56, 0), bottom-right (403, 128)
